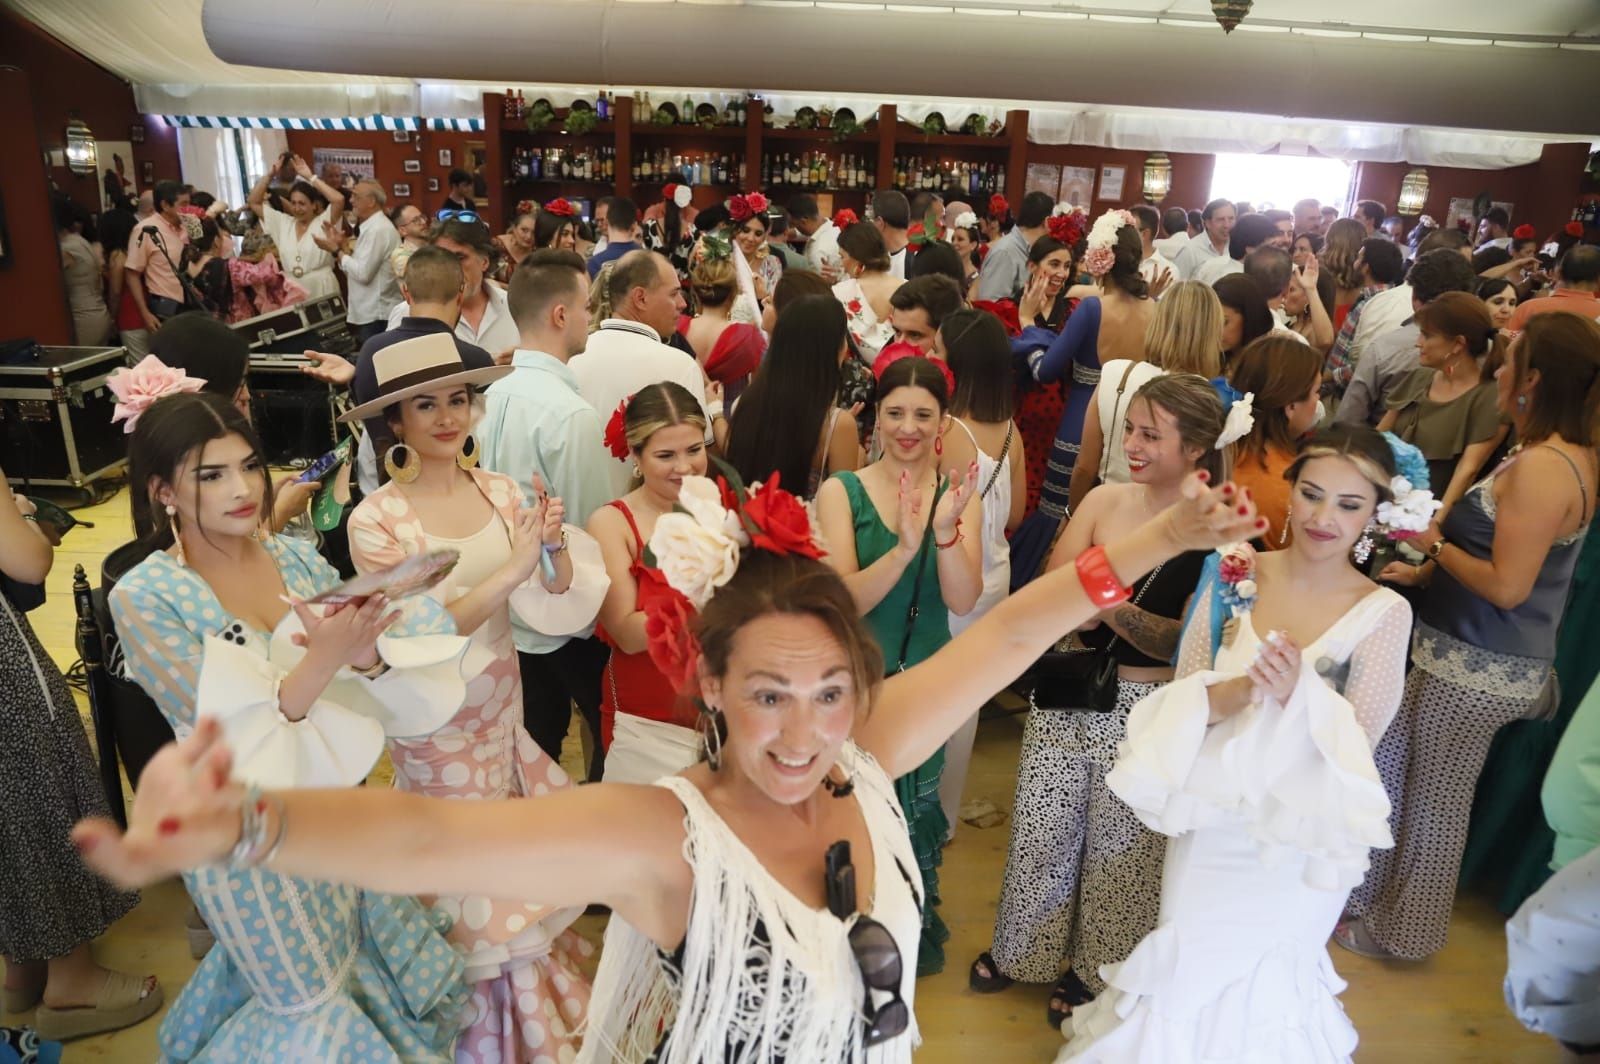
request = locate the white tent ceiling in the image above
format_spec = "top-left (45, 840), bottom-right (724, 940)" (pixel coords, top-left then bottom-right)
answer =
top-left (7, 0), bottom-right (1600, 155)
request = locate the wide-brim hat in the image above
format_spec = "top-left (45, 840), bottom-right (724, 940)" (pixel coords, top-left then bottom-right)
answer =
top-left (339, 332), bottom-right (511, 422)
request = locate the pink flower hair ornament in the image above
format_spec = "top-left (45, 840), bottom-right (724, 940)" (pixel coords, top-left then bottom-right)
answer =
top-left (1083, 208), bottom-right (1136, 278)
top-left (107, 355), bottom-right (207, 434)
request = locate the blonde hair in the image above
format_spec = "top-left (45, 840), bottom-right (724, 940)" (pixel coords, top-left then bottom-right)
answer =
top-left (690, 255), bottom-right (737, 308)
top-left (587, 261), bottom-right (616, 334)
top-left (626, 381), bottom-right (708, 453)
top-left (1130, 373), bottom-right (1231, 486)
top-left (1320, 218), bottom-right (1367, 291)
top-left (1143, 281), bottom-right (1223, 378)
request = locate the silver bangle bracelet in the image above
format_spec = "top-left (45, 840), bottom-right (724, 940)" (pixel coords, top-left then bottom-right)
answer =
top-left (227, 786), bottom-right (287, 869)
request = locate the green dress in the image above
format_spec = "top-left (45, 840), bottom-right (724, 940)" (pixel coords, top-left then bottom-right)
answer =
top-left (836, 470), bottom-right (952, 976)
top-left (1461, 522), bottom-right (1600, 912)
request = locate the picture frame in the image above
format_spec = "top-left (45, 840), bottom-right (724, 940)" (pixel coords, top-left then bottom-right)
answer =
top-left (438, 148), bottom-right (453, 167)
top-left (129, 123), bottom-right (145, 144)
top-left (393, 182), bottom-right (412, 198)
top-left (141, 160), bottom-right (154, 185)
top-left (427, 177), bottom-right (441, 193)
top-left (403, 158), bottom-right (422, 174)
top-left (393, 130), bottom-right (411, 143)
top-left (1059, 166), bottom-right (1094, 210)
top-left (1097, 164), bottom-right (1126, 202)
top-left (1025, 163), bottom-right (1061, 200)
top-left (466, 140), bottom-right (489, 207)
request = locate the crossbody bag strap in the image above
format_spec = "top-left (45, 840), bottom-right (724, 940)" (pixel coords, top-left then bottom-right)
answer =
top-left (979, 423), bottom-right (1013, 500)
top-left (1098, 361), bottom-right (1141, 483)
top-left (895, 489), bottom-right (942, 672)
top-left (1099, 559), bottom-right (1162, 658)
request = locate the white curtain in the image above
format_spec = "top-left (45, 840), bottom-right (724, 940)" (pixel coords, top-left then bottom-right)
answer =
top-left (177, 127), bottom-right (287, 207)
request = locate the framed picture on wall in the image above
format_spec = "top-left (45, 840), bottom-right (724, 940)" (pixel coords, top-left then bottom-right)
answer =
top-left (1025, 163), bottom-right (1061, 200)
top-left (427, 177), bottom-right (441, 193)
top-left (141, 160), bottom-right (154, 185)
top-left (466, 140), bottom-right (489, 206)
top-left (438, 148), bottom-right (453, 168)
top-left (403, 159), bottom-right (421, 174)
top-left (1445, 197), bottom-right (1476, 233)
top-left (1059, 166), bottom-right (1094, 211)
top-left (1098, 165), bottom-right (1126, 202)
top-left (393, 182), bottom-right (412, 198)
top-left (393, 130), bottom-right (410, 143)
top-left (129, 123), bottom-right (145, 144)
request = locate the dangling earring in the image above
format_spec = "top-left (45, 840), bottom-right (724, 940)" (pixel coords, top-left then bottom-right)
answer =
top-left (383, 441), bottom-right (421, 484)
top-left (1352, 528), bottom-right (1374, 566)
top-left (456, 434), bottom-right (479, 471)
top-left (166, 504), bottom-right (187, 568)
top-left (698, 706), bottom-right (725, 771)
top-left (1516, 394), bottom-right (1529, 411)
top-left (822, 745), bottom-right (857, 799)
top-left (1278, 520), bottom-right (1290, 547)
top-left (934, 433), bottom-right (944, 457)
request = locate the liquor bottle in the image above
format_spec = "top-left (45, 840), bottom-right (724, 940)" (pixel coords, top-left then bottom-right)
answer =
top-left (855, 155), bottom-right (866, 189)
top-left (516, 90), bottom-right (526, 120)
top-left (596, 90), bottom-right (609, 120)
top-left (995, 163), bottom-right (1007, 193)
top-left (682, 94), bottom-right (694, 123)
top-left (737, 153), bottom-right (746, 184)
top-left (640, 150), bottom-right (652, 181)
top-left (531, 148), bottom-right (544, 181)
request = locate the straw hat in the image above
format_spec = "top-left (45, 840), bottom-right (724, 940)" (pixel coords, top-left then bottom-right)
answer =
top-left (339, 333), bottom-right (511, 422)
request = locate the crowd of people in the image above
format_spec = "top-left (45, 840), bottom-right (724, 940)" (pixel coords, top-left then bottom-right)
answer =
top-left (7, 168), bottom-right (1600, 1063)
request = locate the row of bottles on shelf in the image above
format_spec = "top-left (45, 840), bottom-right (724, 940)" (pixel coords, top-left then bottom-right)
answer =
top-left (630, 91), bottom-right (751, 127)
top-left (509, 146), bottom-right (617, 183)
top-left (631, 150), bottom-right (747, 186)
top-left (891, 156), bottom-right (1006, 197)
top-left (502, 90), bottom-right (614, 122)
top-left (762, 151), bottom-right (876, 190)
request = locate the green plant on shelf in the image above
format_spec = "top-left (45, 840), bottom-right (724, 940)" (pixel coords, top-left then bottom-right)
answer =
top-left (921, 114), bottom-right (946, 136)
top-left (831, 118), bottom-right (862, 142)
top-left (524, 101), bottom-right (556, 133)
top-left (650, 108), bottom-right (676, 127)
top-left (565, 109), bottom-right (599, 135)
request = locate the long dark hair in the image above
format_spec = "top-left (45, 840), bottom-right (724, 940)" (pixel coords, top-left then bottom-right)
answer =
top-left (941, 309), bottom-right (1014, 422)
top-left (535, 210), bottom-right (574, 249)
top-left (1213, 274), bottom-right (1274, 356)
top-left (726, 295), bottom-right (848, 496)
top-left (128, 392), bottom-right (275, 550)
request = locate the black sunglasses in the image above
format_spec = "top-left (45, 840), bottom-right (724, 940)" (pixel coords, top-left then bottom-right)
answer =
top-left (437, 209), bottom-right (480, 224)
top-left (826, 841), bottom-right (909, 1048)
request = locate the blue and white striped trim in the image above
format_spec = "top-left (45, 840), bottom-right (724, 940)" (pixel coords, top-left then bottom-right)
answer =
top-left (164, 115), bottom-right (484, 132)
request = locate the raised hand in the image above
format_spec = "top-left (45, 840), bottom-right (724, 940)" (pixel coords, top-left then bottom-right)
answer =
top-left (896, 469), bottom-right (926, 557)
top-left (300, 349), bottom-right (356, 386)
top-left (1149, 266), bottom-right (1174, 301)
top-left (272, 473), bottom-right (320, 522)
top-left (1018, 270), bottom-right (1049, 324)
top-left (290, 593), bottom-right (400, 672)
top-left (1158, 474), bottom-right (1267, 553)
top-left (932, 460), bottom-right (980, 539)
top-left (291, 154), bottom-right (313, 180)
top-left (1245, 630), bottom-right (1302, 704)
top-left (72, 718), bottom-right (246, 889)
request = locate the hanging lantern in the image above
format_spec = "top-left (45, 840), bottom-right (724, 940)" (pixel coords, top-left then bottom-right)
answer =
top-left (1142, 152), bottom-right (1173, 202)
top-left (65, 116), bottom-right (98, 176)
top-left (1211, 0), bottom-right (1253, 33)
top-left (1397, 167), bottom-right (1430, 216)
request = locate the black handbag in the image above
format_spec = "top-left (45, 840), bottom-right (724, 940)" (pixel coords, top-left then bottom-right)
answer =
top-left (1018, 561), bottom-right (1164, 713)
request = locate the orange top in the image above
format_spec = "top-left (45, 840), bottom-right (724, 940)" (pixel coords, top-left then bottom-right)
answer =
top-left (1507, 289), bottom-right (1600, 333)
top-left (1231, 443), bottom-right (1296, 549)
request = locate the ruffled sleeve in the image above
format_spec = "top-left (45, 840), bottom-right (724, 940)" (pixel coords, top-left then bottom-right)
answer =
top-left (1107, 593), bottom-right (1409, 892)
top-left (507, 524), bottom-right (610, 637)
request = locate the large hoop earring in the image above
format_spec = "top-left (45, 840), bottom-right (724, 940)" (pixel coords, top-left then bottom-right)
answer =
top-left (698, 706), bottom-right (725, 772)
top-left (934, 434), bottom-right (944, 458)
top-left (383, 442), bottom-right (421, 484)
top-left (165, 504), bottom-right (187, 568)
top-left (456, 434), bottom-right (480, 471)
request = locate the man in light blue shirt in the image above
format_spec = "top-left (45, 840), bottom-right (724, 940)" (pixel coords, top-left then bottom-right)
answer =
top-left (976, 190), bottom-right (1053, 302)
top-left (479, 249), bottom-right (616, 777)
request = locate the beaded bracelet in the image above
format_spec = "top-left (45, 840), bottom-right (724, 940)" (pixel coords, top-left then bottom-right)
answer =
top-left (1075, 544), bottom-right (1132, 609)
top-left (935, 519), bottom-right (963, 550)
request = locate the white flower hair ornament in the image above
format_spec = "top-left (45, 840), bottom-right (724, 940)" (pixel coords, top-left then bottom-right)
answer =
top-left (1083, 208), bottom-right (1135, 278)
top-left (1376, 476), bottom-right (1443, 537)
top-left (1215, 392), bottom-right (1255, 450)
top-left (953, 210), bottom-right (978, 230)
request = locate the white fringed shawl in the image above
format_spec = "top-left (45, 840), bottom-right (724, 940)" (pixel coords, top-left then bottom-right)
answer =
top-left (577, 744), bottom-right (923, 1064)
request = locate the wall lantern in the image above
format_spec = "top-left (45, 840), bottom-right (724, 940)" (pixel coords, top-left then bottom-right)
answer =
top-left (1212, 0), bottom-right (1253, 33)
top-left (1397, 167), bottom-right (1430, 216)
top-left (1142, 152), bottom-right (1173, 202)
top-left (65, 116), bottom-right (98, 176)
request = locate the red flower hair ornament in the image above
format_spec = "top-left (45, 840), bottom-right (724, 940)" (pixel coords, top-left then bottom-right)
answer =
top-left (1566, 221), bottom-right (1584, 238)
top-left (1046, 210), bottom-right (1086, 247)
top-left (544, 197), bottom-right (577, 217)
top-left (870, 340), bottom-right (957, 394)
top-left (637, 464), bottom-right (825, 692)
top-left (1512, 223), bottom-right (1536, 241)
top-left (988, 193), bottom-right (1010, 221)
top-left (663, 183), bottom-right (693, 209)
top-left (832, 208), bottom-right (859, 231)
top-left (727, 191), bottom-right (770, 223)
top-left (603, 394), bottom-right (632, 460)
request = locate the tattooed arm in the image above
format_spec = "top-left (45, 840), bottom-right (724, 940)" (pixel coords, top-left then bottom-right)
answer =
top-left (1100, 600), bottom-right (1186, 662)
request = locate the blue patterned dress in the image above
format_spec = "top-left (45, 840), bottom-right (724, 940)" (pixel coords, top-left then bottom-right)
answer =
top-left (110, 535), bottom-right (472, 1062)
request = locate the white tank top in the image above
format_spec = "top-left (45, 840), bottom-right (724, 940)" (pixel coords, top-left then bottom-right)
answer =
top-left (948, 417), bottom-right (1012, 635)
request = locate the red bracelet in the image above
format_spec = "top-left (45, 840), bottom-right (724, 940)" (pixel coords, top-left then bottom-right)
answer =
top-left (935, 519), bottom-right (963, 550)
top-left (1075, 544), bottom-right (1132, 609)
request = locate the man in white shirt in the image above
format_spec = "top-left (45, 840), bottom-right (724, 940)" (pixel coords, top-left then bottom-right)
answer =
top-left (1151, 205), bottom-right (1192, 263)
top-left (789, 193), bottom-right (841, 280)
top-left (479, 249), bottom-right (616, 776)
top-left (568, 251), bottom-right (710, 497)
top-left (1193, 213), bottom-right (1278, 287)
top-left (872, 190), bottom-right (911, 279)
top-left (1130, 205), bottom-right (1174, 291)
top-left (384, 218), bottom-right (519, 358)
top-left (316, 179), bottom-right (401, 343)
top-left (1243, 246), bottom-right (1309, 342)
top-left (1173, 198), bottom-right (1236, 280)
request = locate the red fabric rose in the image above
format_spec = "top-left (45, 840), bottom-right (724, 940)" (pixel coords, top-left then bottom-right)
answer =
top-left (871, 341), bottom-right (957, 393)
top-left (545, 198), bottom-right (577, 217)
top-left (727, 194), bottom-right (753, 222)
top-left (1566, 221), bottom-right (1584, 237)
top-left (1512, 223), bottom-right (1536, 241)
top-left (604, 396), bottom-right (631, 460)
top-left (832, 208), bottom-right (859, 231)
top-left (663, 182), bottom-right (680, 203)
top-left (907, 220), bottom-right (928, 247)
top-left (971, 299), bottom-right (1021, 337)
top-left (637, 566), bottom-right (703, 694)
top-left (1046, 212), bottom-right (1085, 247)
top-left (988, 193), bottom-right (1010, 221)
top-left (746, 192), bottom-right (769, 214)
top-left (743, 473), bottom-right (823, 559)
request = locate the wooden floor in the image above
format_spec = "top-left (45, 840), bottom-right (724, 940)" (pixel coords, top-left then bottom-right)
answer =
top-left (5, 485), bottom-right (1571, 1062)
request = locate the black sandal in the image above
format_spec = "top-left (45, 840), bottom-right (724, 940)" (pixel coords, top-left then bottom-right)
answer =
top-left (967, 952), bottom-right (1014, 993)
top-left (1046, 970), bottom-right (1095, 1030)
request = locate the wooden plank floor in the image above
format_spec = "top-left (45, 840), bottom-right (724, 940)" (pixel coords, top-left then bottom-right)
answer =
top-left (7, 485), bottom-right (1571, 1061)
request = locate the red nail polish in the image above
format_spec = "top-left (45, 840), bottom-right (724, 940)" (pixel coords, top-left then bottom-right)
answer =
top-left (1196, 471), bottom-right (1210, 482)
top-left (72, 835), bottom-right (95, 853)
top-left (158, 817), bottom-right (181, 836)
top-left (1238, 505), bottom-right (1250, 515)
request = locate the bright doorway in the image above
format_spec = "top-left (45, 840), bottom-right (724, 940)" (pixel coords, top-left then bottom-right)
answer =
top-left (1209, 152), bottom-right (1353, 214)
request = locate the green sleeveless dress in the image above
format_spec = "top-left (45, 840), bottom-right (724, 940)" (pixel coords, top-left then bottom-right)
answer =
top-left (835, 470), bottom-right (952, 976)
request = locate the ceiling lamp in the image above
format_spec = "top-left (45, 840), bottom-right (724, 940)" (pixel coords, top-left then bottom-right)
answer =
top-left (1211, 0), bottom-right (1252, 33)
top-left (1142, 152), bottom-right (1173, 201)
top-left (1397, 167), bottom-right (1430, 216)
top-left (65, 116), bottom-right (98, 176)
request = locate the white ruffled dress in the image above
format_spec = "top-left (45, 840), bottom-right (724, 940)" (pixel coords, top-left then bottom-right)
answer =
top-left (1058, 585), bottom-right (1412, 1064)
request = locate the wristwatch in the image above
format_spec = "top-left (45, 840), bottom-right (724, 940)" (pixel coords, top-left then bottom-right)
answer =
top-left (1425, 536), bottom-right (1447, 560)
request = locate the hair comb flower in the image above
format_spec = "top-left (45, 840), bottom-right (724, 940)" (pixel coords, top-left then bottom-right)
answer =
top-left (953, 210), bottom-right (978, 231)
top-left (544, 197), bottom-right (577, 217)
top-left (1512, 223), bottom-right (1536, 241)
top-left (603, 394), bottom-right (633, 460)
top-left (663, 183), bottom-right (693, 209)
top-left (1045, 207), bottom-right (1086, 248)
top-left (1083, 208), bottom-right (1135, 278)
top-left (988, 193), bottom-right (1009, 220)
top-left (108, 355), bottom-right (207, 434)
top-left (1214, 392), bottom-right (1255, 450)
top-left (832, 208), bottom-right (859, 231)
